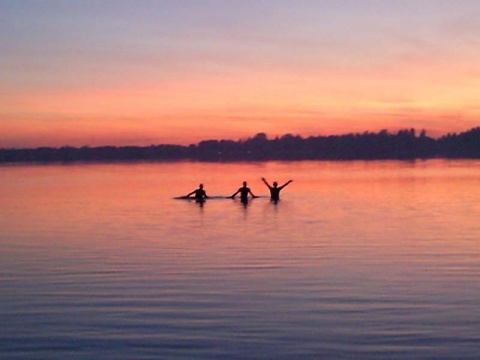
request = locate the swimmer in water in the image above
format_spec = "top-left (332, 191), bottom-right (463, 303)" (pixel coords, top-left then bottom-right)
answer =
top-left (185, 183), bottom-right (208, 201)
top-left (229, 181), bottom-right (257, 203)
top-left (261, 178), bottom-right (293, 202)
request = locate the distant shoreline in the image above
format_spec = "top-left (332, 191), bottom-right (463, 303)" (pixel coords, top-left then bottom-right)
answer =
top-left (1, 127), bottom-right (479, 163)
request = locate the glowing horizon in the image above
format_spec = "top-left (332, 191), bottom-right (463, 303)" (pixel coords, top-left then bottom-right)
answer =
top-left (1, 1), bottom-right (480, 148)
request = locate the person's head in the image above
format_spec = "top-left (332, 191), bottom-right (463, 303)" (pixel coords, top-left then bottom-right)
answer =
top-left (242, 181), bottom-right (247, 187)
top-left (273, 181), bottom-right (278, 187)
top-left (199, 184), bottom-right (203, 189)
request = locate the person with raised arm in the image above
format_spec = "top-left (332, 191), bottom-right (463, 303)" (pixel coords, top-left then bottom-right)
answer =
top-left (261, 178), bottom-right (293, 202)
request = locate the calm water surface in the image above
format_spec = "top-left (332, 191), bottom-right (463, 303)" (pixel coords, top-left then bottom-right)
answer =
top-left (1, 160), bottom-right (479, 359)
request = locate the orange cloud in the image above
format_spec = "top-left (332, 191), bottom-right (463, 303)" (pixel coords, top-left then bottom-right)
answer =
top-left (2, 54), bottom-right (480, 148)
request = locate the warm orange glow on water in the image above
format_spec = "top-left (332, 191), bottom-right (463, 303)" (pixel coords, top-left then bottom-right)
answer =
top-left (3, 161), bottom-right (478, 276)
top-left (3, 2), bottom-right (480, 356)
top-left (2, 160), bottom-right (479, 255)
top-left (1, 160), bottom-right (480, 359)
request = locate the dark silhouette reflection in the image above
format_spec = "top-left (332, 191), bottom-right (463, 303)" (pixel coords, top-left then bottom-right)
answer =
top-left (262, 178), bottom-right (293, 203)
top-left (184, 183), bottom-right (208, 204)
top-left (238, 197), bottom-right (249, 208)
top-left (229, 181), bottom-right (257, 204)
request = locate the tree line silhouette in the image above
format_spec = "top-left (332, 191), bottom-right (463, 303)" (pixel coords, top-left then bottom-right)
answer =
top-left (1, 127), bottom-right (479, 163)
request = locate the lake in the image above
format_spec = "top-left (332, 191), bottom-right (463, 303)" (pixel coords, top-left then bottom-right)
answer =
top-left (1, 160), bottom-right (479, 359)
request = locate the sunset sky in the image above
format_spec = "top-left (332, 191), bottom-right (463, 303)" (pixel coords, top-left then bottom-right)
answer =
top-left (1, 0), bottom-right (480, 148)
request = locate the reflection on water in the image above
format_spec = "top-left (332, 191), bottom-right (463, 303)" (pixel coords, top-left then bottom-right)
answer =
top-left (1, 160), bottom-right (479, 359)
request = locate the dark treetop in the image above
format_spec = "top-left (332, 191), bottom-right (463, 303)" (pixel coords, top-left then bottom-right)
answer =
top-left (1, 127), bottom-right (480, 163)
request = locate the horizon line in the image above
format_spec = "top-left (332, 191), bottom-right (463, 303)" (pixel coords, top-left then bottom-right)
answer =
top-left (1, 126), bottom-right (478, 151)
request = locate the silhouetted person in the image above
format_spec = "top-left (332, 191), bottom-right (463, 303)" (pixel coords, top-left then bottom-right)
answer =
top-left (262, 178), bottom-right (292, 202)
top-left (185, 183), bottom-right (208, 201)
top-left (229, 181), bottom-right (257, 203)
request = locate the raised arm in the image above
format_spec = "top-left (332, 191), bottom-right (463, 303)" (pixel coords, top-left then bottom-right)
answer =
top-left (261, 177), bottom-right (272, 189)
top-left (278, 180), bottom-right (293, 190)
